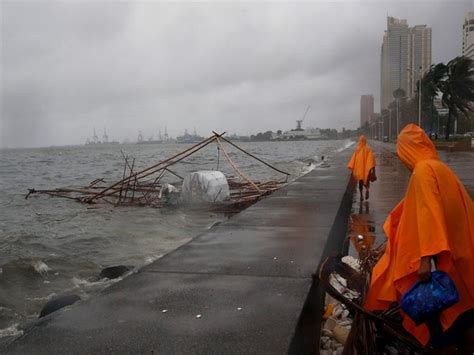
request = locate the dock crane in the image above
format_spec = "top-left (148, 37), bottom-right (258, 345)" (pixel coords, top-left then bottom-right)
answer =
top-left (296, 105), bottom-right (311, 131)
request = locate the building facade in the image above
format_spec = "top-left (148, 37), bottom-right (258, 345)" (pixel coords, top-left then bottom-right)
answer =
top-left (380, 17), bottom-right (432, 111)
top-left (463, 12), bottom-right (474, 60)
top-left (407, 25), bottom-right (432, 98)
top-left (360, 95), bottom-right (374, 127)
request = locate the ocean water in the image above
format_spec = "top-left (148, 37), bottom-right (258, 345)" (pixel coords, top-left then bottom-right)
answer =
top-left (0, 139), bottom-right (354, 335)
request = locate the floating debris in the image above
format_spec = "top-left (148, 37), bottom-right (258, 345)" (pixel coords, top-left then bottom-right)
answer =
top-left (237, 307), bottom-right (242, 311)
top-left (26, 132), bottom-right (289, 213)
top-left (195, 314), bottom-right (202, 319)
top-left (162, 309), bottom-right (168, 313)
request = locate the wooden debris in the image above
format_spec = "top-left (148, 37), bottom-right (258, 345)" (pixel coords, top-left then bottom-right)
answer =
top-left (26, 132), bottom-right (289, 211)
top-left (318, 249), bottom-right (423, 353)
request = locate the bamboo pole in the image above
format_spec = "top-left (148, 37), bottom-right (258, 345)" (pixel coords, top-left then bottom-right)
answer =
top-left (122, 158), bottom-right (135, 204)
top-left (88, 178), bottom-right (104, 187)
top-left (212, 131), bottom-right (290, 177)
top-left (142, 169), bottom-right (166, 201)
top-left (215, 137), bottom-right (261, 193)
top-left (164, 168), bottom-right (183, 180)
top-left (85, 135), bottom-right (218, 203)
top-left (117, 155), bottom-right (129, 205)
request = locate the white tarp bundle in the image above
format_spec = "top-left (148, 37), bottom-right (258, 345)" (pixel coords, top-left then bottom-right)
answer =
top-left (181, 171), bottom-right (230, 203)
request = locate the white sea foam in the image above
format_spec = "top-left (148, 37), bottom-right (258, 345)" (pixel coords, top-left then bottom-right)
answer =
top-left (0, 324), bottom-right (23, 338)
top-left (26, 292), bottom-right (57, 302)
top-left (72, 276), bottom-right (114, 288)
top-left (334, 140), bottom-right (355, 153)
top-left (32, 260), bottom-right (51, 275)
top-left (301, 162), bottom-right (317, 175)
top-left (144, 254), bottom-right (163, 265)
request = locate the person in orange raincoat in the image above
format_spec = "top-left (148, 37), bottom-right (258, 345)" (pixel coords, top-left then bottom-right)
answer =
top-left (365, 124), bottom-right (474, 353)
top-left (347, 135), bottom-right (376, 201)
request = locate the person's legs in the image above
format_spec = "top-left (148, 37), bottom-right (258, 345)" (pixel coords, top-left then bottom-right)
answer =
top-left (365, 181), bottom-right (370, 200)
top-left (428, 316), bottom-right (457, 353)
top-left (429, 309), bottom-right (474, 354)
top-left (459, 327), bottom-right (474, 354)
top-left (358, 180), bottom-right (364, 201)
top-left (455, 309), bottom-right (474, 354)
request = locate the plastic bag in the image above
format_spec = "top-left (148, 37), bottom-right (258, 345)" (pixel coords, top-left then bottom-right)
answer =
top-left (368, 168), bottom-right (377, 183)
top-left (181, 171), bottom-right (230, 203)
top-left (401, 271), bottom-right (459, 325)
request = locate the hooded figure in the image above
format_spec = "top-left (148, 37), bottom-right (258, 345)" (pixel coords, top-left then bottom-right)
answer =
top-left (347, 135), bottom-right (376, 200)
top-left (365, 124), bottom-right (474, 350)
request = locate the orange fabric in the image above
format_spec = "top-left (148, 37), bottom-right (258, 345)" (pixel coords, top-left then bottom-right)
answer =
top-left (347, 135), bottom-right (376, 186)
top-left (365, 124), bottom-right (474, 346)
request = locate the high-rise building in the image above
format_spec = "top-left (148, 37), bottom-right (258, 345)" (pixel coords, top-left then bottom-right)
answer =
top-left (407, 25), bottom-right (432, 98)
top-left (463, 12), bottom-right (474, 60)
top-left (380, 17), bottom-right (432, 111)
top-left (360, 95), bottom-right (374, 127)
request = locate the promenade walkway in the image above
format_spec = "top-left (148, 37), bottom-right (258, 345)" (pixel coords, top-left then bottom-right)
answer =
top-left (349, 141), bottom-right (473, 254)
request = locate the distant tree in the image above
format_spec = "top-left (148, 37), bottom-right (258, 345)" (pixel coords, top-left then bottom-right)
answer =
top-left (250, 131), bottom-right (274, 141)
top-left (439, 56), bottom-right (474, 139)
top-left (393, 88), bottom-right (406, 100)
top-left (421, 63), bottom-right (446, 131)
top-left (401, 97), bottom-right (418, 126)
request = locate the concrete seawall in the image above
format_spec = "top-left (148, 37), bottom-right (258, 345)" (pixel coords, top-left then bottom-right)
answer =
top-left (2, 148), bottom-right (356, 354)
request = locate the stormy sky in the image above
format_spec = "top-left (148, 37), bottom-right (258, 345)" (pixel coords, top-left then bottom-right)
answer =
top-left (1, 0), bottom-right (472, 148)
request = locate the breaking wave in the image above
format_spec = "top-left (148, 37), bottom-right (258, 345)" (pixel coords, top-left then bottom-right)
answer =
top-left (334, 140), bottom-right (355, 153)
top-left (0, 324), bottom-right (23, 339)
top-left (32, 260), bottom-right (52, 275)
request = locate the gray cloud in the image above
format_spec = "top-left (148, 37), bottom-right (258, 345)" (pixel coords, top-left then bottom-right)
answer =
top-left (1, 0), bottom-right (472, 148)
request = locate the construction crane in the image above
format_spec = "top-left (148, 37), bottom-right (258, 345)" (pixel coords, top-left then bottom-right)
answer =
top-left (296, 105), bottom-right (311, 131)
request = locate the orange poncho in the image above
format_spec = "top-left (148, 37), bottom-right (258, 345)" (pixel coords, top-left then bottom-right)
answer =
top-left (365, 124), bottom-right (474, 346)
top-left (347, 135), bottom-right (376, 186)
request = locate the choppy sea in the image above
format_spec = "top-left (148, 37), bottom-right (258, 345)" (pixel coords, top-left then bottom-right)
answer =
top-left (0, 139), bottom-right (354, 337)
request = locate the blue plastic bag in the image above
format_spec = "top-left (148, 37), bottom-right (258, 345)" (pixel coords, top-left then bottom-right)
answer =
top-left (401, 271), bottom-right (459, 325)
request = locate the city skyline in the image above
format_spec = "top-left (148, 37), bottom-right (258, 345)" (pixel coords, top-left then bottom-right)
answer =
top-left (380, 16), bottom-right (432, 111)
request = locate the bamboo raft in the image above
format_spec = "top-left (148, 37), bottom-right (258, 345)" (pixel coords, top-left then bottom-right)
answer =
top-left (25, 132), bottom-right (290, 212)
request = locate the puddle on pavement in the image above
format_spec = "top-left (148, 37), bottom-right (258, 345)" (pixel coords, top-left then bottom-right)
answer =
top-left (346, 199), bottom-right (378, 258)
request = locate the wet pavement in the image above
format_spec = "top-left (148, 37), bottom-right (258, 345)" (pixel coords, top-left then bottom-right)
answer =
top-left (347, 141), bottom-right (409, 251)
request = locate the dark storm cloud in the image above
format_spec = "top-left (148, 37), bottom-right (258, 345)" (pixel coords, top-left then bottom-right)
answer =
top-left (1, 0), bottom-right (472, 148)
